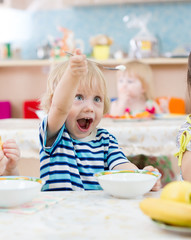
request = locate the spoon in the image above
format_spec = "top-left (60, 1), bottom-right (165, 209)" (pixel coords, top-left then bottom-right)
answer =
top-left (64, 51), bottom-right (126, 71)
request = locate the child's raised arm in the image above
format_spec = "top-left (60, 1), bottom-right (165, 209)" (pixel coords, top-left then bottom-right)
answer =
top-left (47, 49), bottom-right (88, 139)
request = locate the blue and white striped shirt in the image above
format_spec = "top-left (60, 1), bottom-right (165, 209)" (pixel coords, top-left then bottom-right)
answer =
top-left (39, 116), bottom-right (129, 191)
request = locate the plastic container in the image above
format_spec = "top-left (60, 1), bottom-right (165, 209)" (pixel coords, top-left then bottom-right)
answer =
top-left (93, 45), bottom-right (110, 60)
top-left (0, 101), bottom-right (11, 119)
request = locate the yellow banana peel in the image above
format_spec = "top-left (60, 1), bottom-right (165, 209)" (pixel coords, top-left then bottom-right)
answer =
top-left (140, 198), bottom-right (191, 227)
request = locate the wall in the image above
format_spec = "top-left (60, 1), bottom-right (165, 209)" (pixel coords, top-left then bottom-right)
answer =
top-left (0, 61), bottom-right (188, 118)
top-left (0, 2), bottom-right (190, 118)
top-left (13, 1), bottom-right (191, 59)
top-left (0, 65), bottom-right (48, 117)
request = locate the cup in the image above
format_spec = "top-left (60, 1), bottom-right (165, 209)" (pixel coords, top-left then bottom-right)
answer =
top-left (93, 45), bottom-right (110, 60)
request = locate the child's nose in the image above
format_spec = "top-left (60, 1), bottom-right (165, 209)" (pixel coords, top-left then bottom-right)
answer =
top-left (83, 100), bottom-right (94, 112)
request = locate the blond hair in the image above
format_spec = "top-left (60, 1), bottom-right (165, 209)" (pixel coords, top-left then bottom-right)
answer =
top-left (117, 60), bottom-right (154, 99)
top-left (40, 60), bottom-right (110, 114)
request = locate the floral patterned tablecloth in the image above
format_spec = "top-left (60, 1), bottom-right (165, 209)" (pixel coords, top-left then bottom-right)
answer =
top-left (99, 118), bottom-right (185, 156)
top-left (0, 190), bottom-right (190, 240)
top-left (0, 117), bottom-right (185, 159)
top-left (0, 119), bottom-right (40, 159)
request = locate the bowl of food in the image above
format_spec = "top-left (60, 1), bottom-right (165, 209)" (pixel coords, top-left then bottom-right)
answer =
top-left (0, 176), bottom-right (44, 208)
top-left (95, 169), bottom-right (161, 199)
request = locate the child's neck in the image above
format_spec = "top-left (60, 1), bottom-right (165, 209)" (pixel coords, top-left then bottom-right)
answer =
top-left (126, 95), bottom-right (147, 112)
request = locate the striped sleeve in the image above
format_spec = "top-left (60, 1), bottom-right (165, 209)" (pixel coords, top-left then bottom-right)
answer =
top-left (39, 116), bottom-right (65, 155)
top-left (107, 132), bottom-right (129, 169)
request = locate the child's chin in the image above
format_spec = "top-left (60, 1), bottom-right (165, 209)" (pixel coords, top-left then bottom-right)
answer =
top-left (73, 129), bottom-right (91, 139)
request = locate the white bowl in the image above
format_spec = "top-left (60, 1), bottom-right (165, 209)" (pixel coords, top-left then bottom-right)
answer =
top-left (95, 170), bottom-right (161, 199)
top-left (0, 176), bottom-right (44, 208)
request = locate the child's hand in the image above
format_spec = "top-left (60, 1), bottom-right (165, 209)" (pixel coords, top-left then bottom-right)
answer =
top-left (68, 49), bottom-right (88, 79)
top-left (2, 139), bottom-right (20, 174)
top-left (143, 165), bottom-right (161, 191)
top-left (118, 88), bottom-right (130, 104)
top-left (0, 150), bottom-right (8, 175)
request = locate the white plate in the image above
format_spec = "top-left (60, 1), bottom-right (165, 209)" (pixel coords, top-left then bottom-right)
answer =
top-left (152, 220), bottom-right (191, 234)
top-left (154, 114), bottom-right (187, 120)
top-left (112, 118), bottom-right (152, 122)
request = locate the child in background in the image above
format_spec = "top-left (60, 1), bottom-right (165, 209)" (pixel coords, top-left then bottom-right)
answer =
top-left (175, 52), bottom-right (191, 182)
top-left (110, 60), bottom-right (175, 186)
top-left (39, 49), bottom-right (161, 191)
top-left (0, 137), bottom-right (20, 176)
top-left (110, 60), bottom-right (162, 116)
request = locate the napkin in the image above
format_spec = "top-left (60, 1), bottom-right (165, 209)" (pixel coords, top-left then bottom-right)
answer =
top-left (0, 194), bottom-right (63, 214)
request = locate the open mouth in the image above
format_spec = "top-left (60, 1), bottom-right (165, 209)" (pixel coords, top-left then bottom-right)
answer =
top-left (77, 118), bottom-right (93, 131)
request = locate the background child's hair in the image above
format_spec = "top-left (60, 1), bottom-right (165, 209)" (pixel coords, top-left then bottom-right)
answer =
top-left (120, 60), bottom-right (154, 99)
top-left (187, 52), bottom-right (191, 98)
top-left (40, 60), bottom-right (110, 114)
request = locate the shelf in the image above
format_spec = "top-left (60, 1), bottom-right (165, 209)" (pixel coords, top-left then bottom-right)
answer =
top-left (0, 57), bottom-right (188, 67)
top-left (2, 0), bottom-right (191, 10)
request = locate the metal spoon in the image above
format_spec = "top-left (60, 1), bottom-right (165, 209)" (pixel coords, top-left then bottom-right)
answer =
top-left (64, 51), bottom-right (126, 71)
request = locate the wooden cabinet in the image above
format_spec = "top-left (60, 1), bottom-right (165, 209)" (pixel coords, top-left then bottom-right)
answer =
top-left (0, 57), bottom-right (189, 118)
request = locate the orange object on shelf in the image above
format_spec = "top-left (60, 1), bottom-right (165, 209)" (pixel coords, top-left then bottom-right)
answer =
top-left (156, 97), bottom-right (185, 114)
top-left (169, 97), bottom-right (185, 114)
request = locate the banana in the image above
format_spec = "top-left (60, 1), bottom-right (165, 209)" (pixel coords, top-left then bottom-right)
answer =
top-left (140, 198), bottom-right (191, 227)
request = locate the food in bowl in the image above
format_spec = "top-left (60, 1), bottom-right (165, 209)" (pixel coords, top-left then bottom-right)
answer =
top-left (95, 169), bottom-right (161, 199)
top-left (0, 176), bottom-right (44, 208)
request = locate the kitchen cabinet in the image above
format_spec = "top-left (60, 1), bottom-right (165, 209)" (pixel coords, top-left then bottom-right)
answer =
top-left (0, 57), bottom-right (189, 118)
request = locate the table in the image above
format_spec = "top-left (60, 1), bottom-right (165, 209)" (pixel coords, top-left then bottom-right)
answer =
top-left (0, 190), bottom-right (190, 240)
top-left (0, 119), bottom-right (40, 158)
top-left (99, 117), bottom-right (185, 156)
top-left (0, 117), bottom-right (185, 158)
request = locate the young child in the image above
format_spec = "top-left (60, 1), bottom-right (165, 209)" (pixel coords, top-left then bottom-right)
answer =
top-left (0, 138), bottom-right (20, 176)
top-left (175, 52), bottom-right (191, 182)
top-left (110, 60), bottom-right (175, 186)
top-left (110, 60), bottom-right (161, 116)
top-left (39, 49), bottom-right (161, 191)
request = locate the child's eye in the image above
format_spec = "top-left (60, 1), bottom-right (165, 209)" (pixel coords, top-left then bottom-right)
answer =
top-left (75, 94), bottom-right (83, 101)
top-left (94, 96), bottom-right (101, 103)
top-left (127, 79), bottom-right (134, 83)
top-left (119, 78), bottom-right (125, 83)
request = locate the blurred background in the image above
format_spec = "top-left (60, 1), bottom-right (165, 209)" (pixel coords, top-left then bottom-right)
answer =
top-left (0, 0), bottom-right (190, 119)
top-left (0, 0), bottom-right (188, 179)
top-left (0, 0), bottom-right (191, 60)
